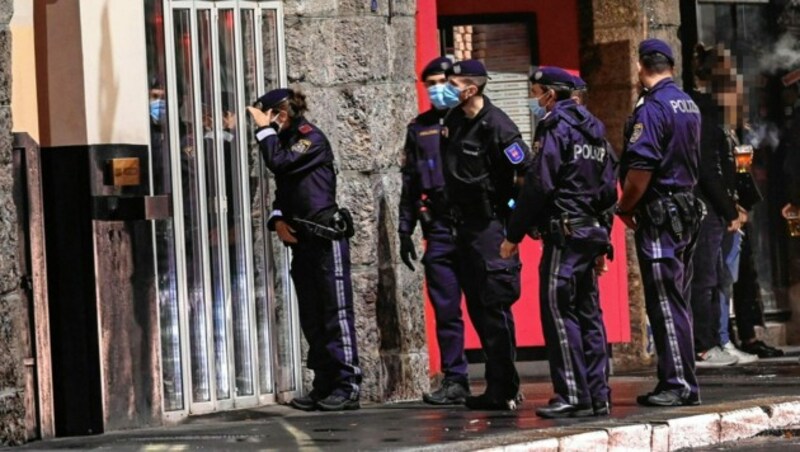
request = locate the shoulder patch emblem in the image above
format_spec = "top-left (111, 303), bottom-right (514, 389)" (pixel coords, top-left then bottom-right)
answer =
top-left (298, 124), bottom-right (313, 135)
top-left (291, 139), bottom-right (312, 154)
top-left (629, 123), bottom-right (644, 143)
top-left (503, 142), bottom-right (526, 165)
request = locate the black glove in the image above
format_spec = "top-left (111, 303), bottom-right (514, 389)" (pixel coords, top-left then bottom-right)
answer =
top-left (399, 233), bottom-right (417, 271)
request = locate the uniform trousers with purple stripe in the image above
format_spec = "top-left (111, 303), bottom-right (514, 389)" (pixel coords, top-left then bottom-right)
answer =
top-left (422, 220), bottom-right (469, 383)
top-left (635, 223), bottom-right (700, 400)
top-left (291, 235), bottom-right (362, 400)
top-left (539, 236), bottom-right (610, 406)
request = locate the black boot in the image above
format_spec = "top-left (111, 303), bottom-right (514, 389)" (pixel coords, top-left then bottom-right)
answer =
top-left (535, 400), bottom-right (593, 419)
top-left (289, 390), bottom-right (326, 411)
top-left (423, 380), bottom-right (471, 405)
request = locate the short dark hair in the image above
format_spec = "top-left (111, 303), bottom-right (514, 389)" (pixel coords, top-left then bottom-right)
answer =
top-left (543, 84), bottom-right (573, 101)
top-left (463, 76), bottom-right (488, 94)
top-left (640, 52), bottom-right (673, 74)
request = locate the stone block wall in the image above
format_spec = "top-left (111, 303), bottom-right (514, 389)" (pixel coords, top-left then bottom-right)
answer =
top-left (0, 0), bottom-right (23, 445)
top-left (282, 0), bottom-right (428, 401)
top-left (579, 0), bottom-right (683, 371)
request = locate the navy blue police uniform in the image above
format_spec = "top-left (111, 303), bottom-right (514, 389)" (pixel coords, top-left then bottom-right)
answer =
top-left (506, 67), bottom-right (617, 418)
top-left (399, 57), bottom-right (470, 404)
top-left (443, 60), bottom-right (532, 410)
top-left (254, 89), bottom-right (362, 410)
top-left (620, 40), bottom-right (704, 406)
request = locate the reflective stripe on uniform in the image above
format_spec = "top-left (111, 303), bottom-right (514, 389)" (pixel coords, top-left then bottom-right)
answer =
top-left (548, 247), bottom-right (579, 405)
top-left (332, 240), bottom-right (361, 400)
top-left (651, 227), bottom-right (691, 398)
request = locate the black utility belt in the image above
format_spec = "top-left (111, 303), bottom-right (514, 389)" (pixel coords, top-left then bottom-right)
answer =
top-left (637, 192), bottom-right (706, 239)
top-left (292, 208), bottom-right (355, 241)
top-left (543, 214), bottom-right (613, 258)
top-left (545, 215), bottom-right (601, 239)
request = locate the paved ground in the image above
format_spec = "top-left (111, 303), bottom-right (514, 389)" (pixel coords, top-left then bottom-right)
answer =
top-left (8, 354), bottom-right (800, 451)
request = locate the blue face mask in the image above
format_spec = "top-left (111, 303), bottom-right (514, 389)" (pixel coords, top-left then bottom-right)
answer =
top-left (442, 83), bottom-right (463, 109)
top-left (150, 99), bottom-right (166, 123)
top-left (528, 95), bottom-right (547, 121)
top-left (427, 84), bottom-right (449, 110)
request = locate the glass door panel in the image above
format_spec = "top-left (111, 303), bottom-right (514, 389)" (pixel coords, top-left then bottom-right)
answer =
top-left (196, 8), bottom-right (231, 402)
top-left (173, 8), bottom-right (212, 404)
top-left (241, 6), bottom-right (274, 396)
top-left (261, 8), bottom-right (300, 396)
top-left (218, 7), bottom-right (255, 398)
top-left (145, 0), bottom-right (184, 413)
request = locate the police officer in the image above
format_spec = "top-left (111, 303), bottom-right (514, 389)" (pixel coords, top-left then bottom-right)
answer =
top-left (440, 59), bottom-right (532, 410)
top-left (399, 57), bottom-right (470, 404)
top-left (617, 39), bottom-right (704, 407)
top-left (247, 89), bottom-right (362, 411)
top-left (501, 67), bottom-right (616, 418)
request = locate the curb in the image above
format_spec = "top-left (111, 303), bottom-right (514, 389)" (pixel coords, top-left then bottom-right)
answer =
top-left (474, 398), bottom-right (800, 452)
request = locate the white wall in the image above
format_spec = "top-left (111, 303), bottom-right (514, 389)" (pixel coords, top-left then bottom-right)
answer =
top-left (79, 0), bottom-right (150, 145)
top-left (11, 0), bottom-right (39, 141)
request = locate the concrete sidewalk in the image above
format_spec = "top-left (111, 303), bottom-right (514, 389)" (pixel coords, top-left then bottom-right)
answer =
top-left (9, 358), bottom-right (800, 451)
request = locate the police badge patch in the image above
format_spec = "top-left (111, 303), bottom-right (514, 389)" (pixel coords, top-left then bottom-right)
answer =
top-left (503, 142), bottom-right (525, 164)
top-left (291, 139), bottom-right (312, 153)
top-left (630, 123), bottom-right (644, 143)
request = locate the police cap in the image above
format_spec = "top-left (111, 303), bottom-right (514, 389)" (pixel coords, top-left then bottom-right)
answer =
top-left (253, 88), bottom-right (292, 112)
top-left (421, 56), bottom-right (453, 80)
top-left (529, 66), bottom-right (576, 88)
top-left (572, 74), bottom-right (588, 91)
top-left (638, 38), bottom-right (675, 65)
top-left (446, 59), bottom-right (488, 77)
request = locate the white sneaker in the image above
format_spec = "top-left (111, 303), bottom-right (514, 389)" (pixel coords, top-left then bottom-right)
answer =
top-left (696, 346), bottom-right (739, 368)
top-left (722, 342), bottom-right (759, 365)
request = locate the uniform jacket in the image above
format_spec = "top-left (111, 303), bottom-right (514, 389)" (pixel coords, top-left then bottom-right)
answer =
top-left (690, 90), bottom-right (739, 222)
top-left (399, 108), bottom-right (447, 235)
top-left (506, 99), bottom-right (617, 244)
top-left (255, 117), bottom-right (338, 228)
top-left (443, 96), bottom-right (532, 219)
top-left (622, 78), bottom-right (701, 202)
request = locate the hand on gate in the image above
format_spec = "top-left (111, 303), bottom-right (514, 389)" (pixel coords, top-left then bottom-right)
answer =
top-left (275, 220), bottom-right (298, 245)
top-left (399, 234), bottom-right (417, 271)
top-left (499, 239), bottom-right (519, 259)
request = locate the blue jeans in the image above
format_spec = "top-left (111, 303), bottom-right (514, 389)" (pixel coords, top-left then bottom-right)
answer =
top-left (719, 231), bottom-right (742, 345)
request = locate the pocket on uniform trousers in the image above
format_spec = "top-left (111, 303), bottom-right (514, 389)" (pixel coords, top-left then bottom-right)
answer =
top-left (482, 258), bottom-right (522, 306)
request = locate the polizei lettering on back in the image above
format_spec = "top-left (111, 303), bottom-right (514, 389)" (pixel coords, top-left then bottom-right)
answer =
top-left (573, 144), bottom-right (607, 163)
top-left (670, 99), bottom-right (700, 114)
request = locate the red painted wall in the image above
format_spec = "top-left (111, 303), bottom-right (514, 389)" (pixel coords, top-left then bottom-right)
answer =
top-left (415, 0), bottom-right (630, 375)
